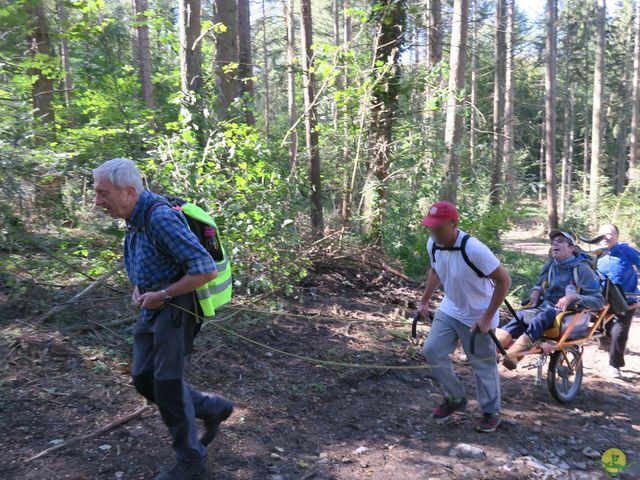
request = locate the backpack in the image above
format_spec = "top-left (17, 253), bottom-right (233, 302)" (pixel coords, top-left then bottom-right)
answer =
top-left (430, 233), bottom-right (487, 278)
top-left (144, 194), bottom-right (233, 317)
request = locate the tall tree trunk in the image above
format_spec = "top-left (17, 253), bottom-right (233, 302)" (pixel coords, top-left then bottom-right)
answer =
top-left (179, 0), bottom-right (202, 94)
top-left (238, 0), bottom-right (255, 124)
top-left (300, 0), bottom-right (324, 234)
top-left (283, 0), bottom-right (297, 173)
top-left (615, 20), bottom-right (632, 194)
top-left (544, 0), bottom-right (558, 229)
top-left (363, 0), bottom-right (405, 243)
top-left (629, 0), bottom-right (640, 188)
top-left (215, 0), bottom-right (239, 112)
top-left (423, 0), bottom-right (442, 170)
top-left (426, 0), bottom-right (442, 84)
top-left (539, 123), bottom-right (545, 202)
top-left (57, 0), bottom-right (75, 127)
top-left (503, 0), bottom-right (515, 194)
top-left (441, 0), bottom-right (469, 204)
top-left (28, 0), bottom-right (55, 144)
top-left (178, 0), bottom-right (203, 143)
top-left (560, 88), bottom-right (575, 223)
top-left (132, 0), bottom-right (155, 111)
top-left (615, 115), bottom-right (628, 194)
top-left (491, 0), bottom-right (506, 206)
top-left (469, 0), bottom-right (478, 166)
top-left (332, 0), bottom-right (341, 129)
top-left (340, 0), bottom-right (353, 226)
top-left (262, 0), bottom-right (270, 133)
top-left (589, 0), bottom-right (606, 218)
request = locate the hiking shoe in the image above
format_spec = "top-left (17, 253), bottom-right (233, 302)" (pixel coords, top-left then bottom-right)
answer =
top-left (475, 412), bottom-right (502, 433)
top-left (431, 397), bottom-right (468, 422)
top-left (201, 398), bottom-right (234, 446)
top-left (155, 462), bottom-right (212, 480)
top-left (608, 366), bottom-right (622, 379)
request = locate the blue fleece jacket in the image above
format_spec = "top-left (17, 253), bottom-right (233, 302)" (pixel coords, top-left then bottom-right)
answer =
top-left (596, 242), bottom-right (640, 296)
top-left (532, 253), bottom-right (605, 311)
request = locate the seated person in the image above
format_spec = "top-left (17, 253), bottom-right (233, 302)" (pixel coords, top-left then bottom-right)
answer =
top-left (499, 230), bottom-right (605, 370)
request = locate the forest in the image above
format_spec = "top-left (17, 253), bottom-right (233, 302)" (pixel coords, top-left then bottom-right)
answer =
top-left (1, 1), bottom-right (640, 479)
top-left (2, 0), bottom-right (640, 287)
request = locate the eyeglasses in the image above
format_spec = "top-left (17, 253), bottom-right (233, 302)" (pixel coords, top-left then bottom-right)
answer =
top-left (551, 238), bottom-right (572, 246)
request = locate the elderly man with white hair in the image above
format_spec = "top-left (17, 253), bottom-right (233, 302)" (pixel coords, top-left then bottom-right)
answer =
top-left (93, 158), bottom-right (232, 480)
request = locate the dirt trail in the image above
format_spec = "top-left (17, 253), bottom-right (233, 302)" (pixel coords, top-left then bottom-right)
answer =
top-left (1, 233), bottom-right (639, 480)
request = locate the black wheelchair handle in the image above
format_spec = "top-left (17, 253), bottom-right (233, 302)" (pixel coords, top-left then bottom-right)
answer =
top-left (411, 310), bottom-right (434, 338)
top-left (411, 312), bottom-right (421, 338)
top-left (470, 327), bottom-right (508, 356)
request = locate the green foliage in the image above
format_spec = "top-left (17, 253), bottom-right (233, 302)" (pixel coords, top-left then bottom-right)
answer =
top-left (145, 121), bottom-right (309, 293)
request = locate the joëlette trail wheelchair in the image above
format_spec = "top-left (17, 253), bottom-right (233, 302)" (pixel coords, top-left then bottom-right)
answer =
top-left (471, 234), bottom-right (639, 404)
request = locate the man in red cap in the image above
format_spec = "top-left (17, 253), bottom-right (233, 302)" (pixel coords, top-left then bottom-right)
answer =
top-left (417, 201), bottom-right (511, 433)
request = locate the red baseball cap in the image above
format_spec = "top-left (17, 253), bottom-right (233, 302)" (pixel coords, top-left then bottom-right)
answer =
top-left (421, 201), bottom-right (459, 227)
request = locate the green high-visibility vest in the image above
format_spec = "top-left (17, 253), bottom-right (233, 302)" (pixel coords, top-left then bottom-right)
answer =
top-left (180, 203), bottom-right (233, 317)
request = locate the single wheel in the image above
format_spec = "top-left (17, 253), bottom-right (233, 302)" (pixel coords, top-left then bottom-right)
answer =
top-left (547, 346), bottom-right (583, 403)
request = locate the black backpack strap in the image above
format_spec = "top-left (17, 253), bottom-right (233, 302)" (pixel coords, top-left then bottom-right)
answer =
top-left (459, 234), bottom-right (487, 278)
top-left (143, 200), bottom-right (171, 256)
top-left (431, 234), bottom-right (486, 278)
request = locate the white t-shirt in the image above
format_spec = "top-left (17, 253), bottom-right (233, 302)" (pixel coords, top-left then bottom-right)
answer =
top-left (427, 229), bottom-right (501, 328)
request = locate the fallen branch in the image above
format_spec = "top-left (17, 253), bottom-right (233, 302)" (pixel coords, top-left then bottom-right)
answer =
top-left (361, 257), bottom-right (414, 283)
top-left (26, 404), bottom-right (150, 462)
top-left (36, 261), bottom-right (124, 324)
top-left (319, 251), bottom-right (414, 284)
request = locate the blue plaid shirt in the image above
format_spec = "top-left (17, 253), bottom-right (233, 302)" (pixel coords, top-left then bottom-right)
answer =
top-left (124, 190), bottom-right (217, 321)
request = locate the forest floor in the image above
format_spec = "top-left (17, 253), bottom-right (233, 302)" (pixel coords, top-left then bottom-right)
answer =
top-left (1, 227), bottom-right (639, 480)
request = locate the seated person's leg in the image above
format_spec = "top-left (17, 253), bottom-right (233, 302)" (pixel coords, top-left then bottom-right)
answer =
top-left (503, 307), bottom-right (557, 370)
top-left (502, 315), bottom-right (527, 339)
top-left (497, 312), bottom-right (529, 349)
top-left (523, 307), bottom-right (559, 341)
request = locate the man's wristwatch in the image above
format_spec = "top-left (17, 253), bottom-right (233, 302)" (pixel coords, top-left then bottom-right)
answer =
top-left (161, 289), bottom-right (173, 302)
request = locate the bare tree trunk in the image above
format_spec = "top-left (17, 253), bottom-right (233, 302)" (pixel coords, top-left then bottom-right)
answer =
top-left (179, 0), bottom-right (202, 93)
top-left (28, 0), bottom-right (55, 144)
top-left (340, 0), bottom-right (353, 226)
top-left (503, 0), bottom-right (515, 194)
top-left (539, 122), bottom-right (545, 202)
top-left (544, 0), bottom-right (558, 229)
top-left (132, 0), bottom-right (155, 111)
top-left (300, 0), bottom-right (324, 234)
top-left (215, 0), bottom-right (239, 112)
top-left (441, 0), bottom-right (469, 204)
top-left (332, 0), bottom-right (341, 129)
top-left (469, 0), bottom-right (478, 166)
top-left (589, 0), bottom-right (606, 218)
top-left (423, 0), bottom-right (441, 170)
top-left (363, 0), bottom-right (405, 242)
top-left (491, 0), bottom-right (506, 206)
top-left (629, 0), bottom-right (640, 188)
top-left (178, 0), bottom-right (202, 144)
top-left (283, 0), bottom-right (297, 173)
top-left (615, 115), bottom-right (628, 194)
top-left (262, 0), bottom-right (270, 133)
top-left (426, 0), bottom-right (442, 82)
top-left (560, 88), bottom-right (574, 223)
top-left (238, 0), bottom-right (255, 124)
top-left (615, 21), bottom-right (632, 194)
top-left (57, 0), bottom-right (75, 127)
top-left (582, 19), bottom-right (590, 197)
